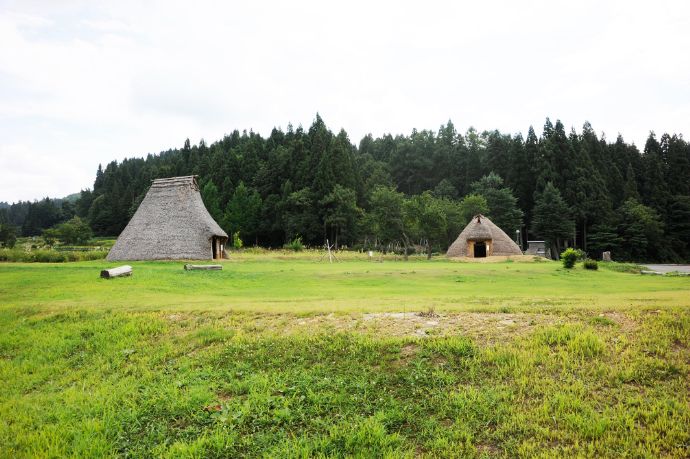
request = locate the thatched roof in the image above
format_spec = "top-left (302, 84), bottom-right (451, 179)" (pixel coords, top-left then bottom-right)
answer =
top-left (107, 176), bottom-right (228, 261)
top-left (446, 214), bottom-right (522, 257)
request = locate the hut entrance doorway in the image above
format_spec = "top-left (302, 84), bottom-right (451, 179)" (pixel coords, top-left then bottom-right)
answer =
top-left (212, 237), bottom-right (222, 260)
top-left (474, 241), bottom-right (487, 258)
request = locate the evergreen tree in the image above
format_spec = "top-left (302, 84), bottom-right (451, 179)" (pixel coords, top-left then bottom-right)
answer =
top-left (532, 182), bottom-right (574, 258)
top-left (320, 185), bottom-right (361, 248)
top-left (368, 186), bottom-right (406, 254)
top-left (470, 173), bottom-right (523, 235)
top-left (222, 181), bottom-right (262, 246)
top-left (0, 223), bottom-right (18, 248)
top-left (616, 199), bottom-right (664, 261)
top-left (200, 181), bottom-right (223, 224)
top-left (458, 194), bottom-right (489, 226)
top-left (623, 163), bottom-right (640, 201)
top-left (405, 192), bottom-right (448, 259)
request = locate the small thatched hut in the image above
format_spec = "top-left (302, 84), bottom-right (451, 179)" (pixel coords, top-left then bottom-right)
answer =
top-left (107, 176), bottom-right (228, 261)
top-left (447, 215), bottom-right (522, 258)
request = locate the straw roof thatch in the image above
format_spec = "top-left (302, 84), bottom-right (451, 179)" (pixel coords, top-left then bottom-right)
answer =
top-left (107, 176), bottom-right (228, 261)
top-left (446, 214), bottom-right (522, 257)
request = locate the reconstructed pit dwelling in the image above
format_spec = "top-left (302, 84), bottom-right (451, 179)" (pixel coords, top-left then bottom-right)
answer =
top-left (107, 176), bottom-right (228, 261)
top-left (446, 214), bottom-right (522, 258)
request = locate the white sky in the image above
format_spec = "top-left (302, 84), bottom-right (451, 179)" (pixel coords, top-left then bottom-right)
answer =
top-left (1, 0), bottom-right (689, 202)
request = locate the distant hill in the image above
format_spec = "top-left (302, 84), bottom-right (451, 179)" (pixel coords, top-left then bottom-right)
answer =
top-left (62, 193), bottom-right (81, 203)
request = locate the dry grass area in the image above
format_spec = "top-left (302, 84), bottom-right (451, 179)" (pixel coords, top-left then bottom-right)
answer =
top-left (163, 309), bottom-right (640, 346)
top-left (448, 254), bottom-right (544, 263)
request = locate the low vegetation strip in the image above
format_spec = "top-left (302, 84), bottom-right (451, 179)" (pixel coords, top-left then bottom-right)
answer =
top-left (0, 256), bottom-right (688, 456)
top-left (0, 248), bottom-right (108, 262)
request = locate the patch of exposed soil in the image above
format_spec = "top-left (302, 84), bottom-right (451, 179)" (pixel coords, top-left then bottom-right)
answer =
top-left (286, 311), bottom-right (564, 344)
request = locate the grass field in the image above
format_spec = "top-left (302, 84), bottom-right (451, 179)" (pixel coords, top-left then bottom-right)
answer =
top-left (1, 253), bottom-right (689, 457)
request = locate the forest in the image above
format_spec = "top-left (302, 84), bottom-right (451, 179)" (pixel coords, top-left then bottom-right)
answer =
top-left (1, 115), bottom-right (689, 262)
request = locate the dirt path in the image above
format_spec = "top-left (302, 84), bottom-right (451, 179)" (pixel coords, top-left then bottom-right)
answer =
top-left (643, 264), bottom-right (690, 273)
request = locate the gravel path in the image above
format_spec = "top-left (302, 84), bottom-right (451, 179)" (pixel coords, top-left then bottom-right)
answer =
top-left (643, 264), bottom-right (690, 273)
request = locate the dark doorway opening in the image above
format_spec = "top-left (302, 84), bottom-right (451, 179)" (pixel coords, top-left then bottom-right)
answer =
top-left (475, 241), bottom-right (487, 258)
top-left (212, 237), bottom-right (220, 260)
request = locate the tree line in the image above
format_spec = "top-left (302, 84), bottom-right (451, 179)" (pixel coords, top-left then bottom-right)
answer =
top-left (2, 115), bottom-right (689, 261)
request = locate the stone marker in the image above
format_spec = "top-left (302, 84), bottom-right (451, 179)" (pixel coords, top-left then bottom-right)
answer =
top-left (602, 251), bottom-right (612, 262)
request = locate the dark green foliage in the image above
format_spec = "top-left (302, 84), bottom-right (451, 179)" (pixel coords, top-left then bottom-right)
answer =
top-left (667, 195), bottom-right (690, 259)
top-left (470, 172), bottom-right (523, 235)
top-left (587, 223), bottom-right (621, 259)
top-left (283, 236), bottom-right (304, 252)
top-left (0, 223), bottom-right (18, 248)
top-left (222, 181), bottom-right (262, 246)
top-left (405, 192), bottom-right (448, 259)
top-left (200, 180), bottom-right (223, 224)
top-left (320, 185), bottom-right (361, 249)
top-left (432, 178), bottom-right (458, 199)
top-left (458, 194), bottom-right (489, 226)
top-left (43, 217), bottom-right (93, 245)
top-left (1, 114), bottom-right (683, 261)
top-left (616, 199), bottom-right (664, 262)
top-left (532, 183), bottom-right (575, 259)
top-left (583, 259), bottom-right (598, 270)
top-left (368, 186), bottom-right (406, 252)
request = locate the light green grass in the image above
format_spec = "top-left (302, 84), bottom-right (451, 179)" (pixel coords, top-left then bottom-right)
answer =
top-left (0, 254), bottom-right (689, 457)
top-left (0, 253), bottom-right (687, 313)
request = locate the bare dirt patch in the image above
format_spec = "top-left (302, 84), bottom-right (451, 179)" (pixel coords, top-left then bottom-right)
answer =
top-left (285, 311), bottom-right (563, 344)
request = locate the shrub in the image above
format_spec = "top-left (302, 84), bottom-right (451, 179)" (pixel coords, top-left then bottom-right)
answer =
top-left (0, 248), bottom-right (108, 262)
top-left (42, 217), bottom-right (92, 245)
top-left (560, 248), bottom-right (579, 268)
top-left (284, 237), bottom-right (304, 252)
top-left (583, 259), bottom-right (598, 270)
top-left (232, 231), bottom-right (243, 249)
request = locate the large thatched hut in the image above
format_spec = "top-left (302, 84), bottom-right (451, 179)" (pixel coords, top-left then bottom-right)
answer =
top-left (107, 176), bottom-right (228, 261)
top-left (447, 215), bottom-right (522, 258)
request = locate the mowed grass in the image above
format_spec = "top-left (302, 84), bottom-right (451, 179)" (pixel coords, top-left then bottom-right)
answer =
top-left (1, 253), bottom-right (689, 457)
top-left (2, 252), bottom-right (689, 313)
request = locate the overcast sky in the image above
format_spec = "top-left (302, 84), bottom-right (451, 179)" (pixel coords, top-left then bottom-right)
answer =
top-left (1, 0), bottom-right (689, 203)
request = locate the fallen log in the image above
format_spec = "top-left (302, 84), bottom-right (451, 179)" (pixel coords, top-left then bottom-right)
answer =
top-left (100, 265), bottom-right (132, 279)
top-left (640, 270), bottom-right (663, 275)
top-left (184, 264), bottom-right (222, 271)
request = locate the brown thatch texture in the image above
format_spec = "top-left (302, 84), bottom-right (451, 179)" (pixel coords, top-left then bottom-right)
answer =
top-left (446, 214), bottom-right (522, 257)
top-left (107, 176), bottom-right (228, 261)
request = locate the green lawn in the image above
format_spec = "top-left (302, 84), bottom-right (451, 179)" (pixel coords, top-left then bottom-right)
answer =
top-left (1, 254), bottom-right (689, 457)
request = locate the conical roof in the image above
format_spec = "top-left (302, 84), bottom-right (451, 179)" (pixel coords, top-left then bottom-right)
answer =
top-left (107, 176), bottom-right (228, 261)
top-left (446, 214), bottom-right (522, 257)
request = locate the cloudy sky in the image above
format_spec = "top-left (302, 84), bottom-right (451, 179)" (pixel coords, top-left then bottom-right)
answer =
top-left (1, 0), bottom-right (689, 203)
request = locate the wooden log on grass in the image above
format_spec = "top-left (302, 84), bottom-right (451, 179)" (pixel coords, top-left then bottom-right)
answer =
top-left (640, 270), bottom-right (663, 276)
top-left (100, 265), bottom-right (132, 279)
top-left (184, 264), bottom-right (222, 271)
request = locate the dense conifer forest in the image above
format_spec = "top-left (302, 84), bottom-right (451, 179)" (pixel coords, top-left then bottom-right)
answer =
top-left (2, 115), bottom-right (689, 261)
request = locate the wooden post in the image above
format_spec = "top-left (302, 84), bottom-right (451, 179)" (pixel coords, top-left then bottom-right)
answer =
top-left (326, 239), bottom-right (333, 263)
top-left (100, 265), bottom-right (132, 279)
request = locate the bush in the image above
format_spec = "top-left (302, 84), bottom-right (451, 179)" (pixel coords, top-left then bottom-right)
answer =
top-left (583, 259), bottom-right (598, 270)
top-left (42, 217), bottom-right (92, 245)
top-left (232, 231), bottom-right (243, 250)
top-left (284, 236), bottom-right (304, 252)
top-left (0, 248), bottom-right (108, 262)
top-left (560, 248), bottom-right (579, 268)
